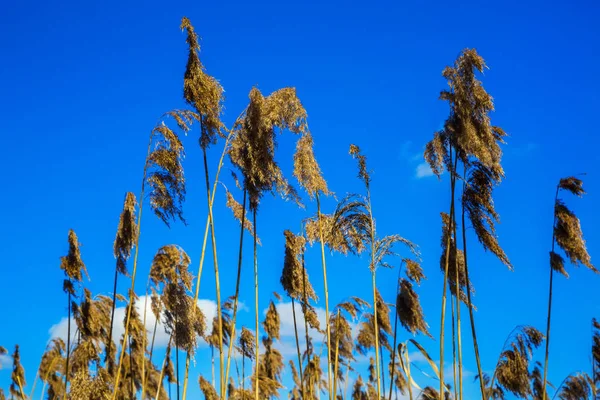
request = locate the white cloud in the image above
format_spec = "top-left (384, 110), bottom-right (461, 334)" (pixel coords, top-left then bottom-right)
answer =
top-left (48, 296), bottom-right (218, 350)
top-left (415, 162), bottom-right (435, 178)
top-left (274, 301), bottom-right (327, 340)
top-left (0, 354), bottom-right (11, 370)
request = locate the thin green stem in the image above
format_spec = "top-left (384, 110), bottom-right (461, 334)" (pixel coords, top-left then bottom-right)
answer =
top-left (292, 297), bottom-right (305, 399)
top-left (112, 130), bottom-right (153, 400)
top-left (542, 185), bottom-right (560, 400)
top-left (253, 209), bottom-right (260, 400)
top-left (316, 192), bottom-right (333, 400)
top-left (439, 146), bottom-right (458, 400)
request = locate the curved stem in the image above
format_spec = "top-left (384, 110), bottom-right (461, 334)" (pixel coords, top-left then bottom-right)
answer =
top-left (182, 128), bottom-right (233, 400)
top-left (141, 301), bottom-right (159, 399)
top-left (462, 173), bottom-right (486, 399)
top-left (301, 245), bottom-right (312, 399)
top-left (224, 189), bottom-right (248, 390)
top-left (405, 347), bottom-right (414, 400)
top-left (201, 148), bottom-right (225, 399)
top-left (292, 297), bottom-right (305, 399)
top-left (439, 146), bottom-right (458, 400)
top-left (316, 192), bottom-right (333, 400)
top-left (332, 309), bottom-right (341, 399)
top-left (106, 266), bottom-right (119, 371)
top-left (112, 130), bottom-right (153, 400)
top-left (365, 185), bottom-right (382, 399)
top-left (64, 289), bottom-right (72, 399)
top-left (452, 203), bottom-right (463, 400)
top-left (154, 336), bottom-right (173, 400)
top-left (388, 264), bottom-right (403, 400)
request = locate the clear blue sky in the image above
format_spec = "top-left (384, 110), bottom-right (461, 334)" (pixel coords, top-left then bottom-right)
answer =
top-left (1, 0), bottom-right (599, 398)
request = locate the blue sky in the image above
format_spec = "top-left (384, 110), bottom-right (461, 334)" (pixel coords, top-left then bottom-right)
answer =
top-left (1, 0), bottom-right (599, 398)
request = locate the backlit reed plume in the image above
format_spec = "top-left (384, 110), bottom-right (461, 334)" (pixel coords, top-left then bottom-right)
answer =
top-left (70, 290), bottom-right (112, 383)
top-left (114, 111), bottom-right (191, 400)
top-left (349, 143), bottom-right (418, 399)
top-left (149, 245), bottom-right (205, 400)
top-left (59, 230), bottom-right (88, 394)
top-left (280, 229), bottom-right (317, 398)
top-left (206, 299), bottom-right (233, 388)
top-left (424, 49), bottom-right (509, 399)
top-left (179, 17), bottom-right (227, 400)
top-left (237, 327), bottom-right (255, 395)
top-left (542, 177), bottom-right (596, 400)
top-left (229, 86), bottom-right (307, 400)
top-left (68, 369), bottom-right (111, 400)
top-left (356, 289), bottom-right (393, 396)
top-left (485, 326), bottom-right (544, 398)
top-left (304, 354), bottom-right (327, 400)
top-left (420, 387), bottom-right (441, 400)
top-left (330, 297), bottom-right (368, 398)
top-left (252, 301), bottom-right (284, 399)
top-left (115, 290), bottom-right (145, 398)
top-left (222, 183), bottom-right (261, 399)
top-left (39, 339), bottom-right (66, 399)
top-left (292, 130), bottom-right (333, 397)
top-left (10, 346), bottom-right (26, 400)
top-left (107, 193), bottom-right (137, 374)
top-left (555, 373), bottom-right (596, 400)
top-left (389, 259), bottom-right (427, 400)
top-left (396, 279), bottom-right (430, 338)
top-left (352, 375), bottom-right (367, 400)
top-left (199, 375), bottom-right (219, 400)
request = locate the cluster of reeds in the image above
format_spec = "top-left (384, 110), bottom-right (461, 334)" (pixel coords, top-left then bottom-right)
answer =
top-left (1, 19), bottom-right (598, 400)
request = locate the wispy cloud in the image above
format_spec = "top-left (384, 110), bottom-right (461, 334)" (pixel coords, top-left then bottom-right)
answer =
top-left (415, 162), bottom-right (435, 178)
top-left (0, 354), bottom-right (11, 370)
top-left (399, 140), bottom-right (436, 179)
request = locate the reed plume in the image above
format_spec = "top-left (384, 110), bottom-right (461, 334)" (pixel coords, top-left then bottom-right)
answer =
top-left (114, 112), bottom-right (190, 400)
top-left (425, 49), bottom-right (510, 399)
top-left (229, 86), bottom-right (308, 400)
top-left (38, 339), bottom-right (66, 400)
top-left (10, 346), bottom-right (26, 400)
top-left (542, 177), bottom-right (596, 400)
top-left (107, 193), bottom-right (137, 374)
top-left (330, 297), bottom-right (367, 397)
top-left (349, 143), bottom-right (418, 399)
top-left (253, 301), bottom-right (284, 398)
top-left (59, 230), bottom-right (88, 395)
top-left (485, 326), bottom-right (544, 398)
top-left (179, 17), bottom-right (227, 400)
top-left (555, 373), bottom-right (596, 400)
top-left (280, 229), bottom-right (318, 398)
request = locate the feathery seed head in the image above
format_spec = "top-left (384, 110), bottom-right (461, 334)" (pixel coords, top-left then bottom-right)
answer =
top-left (113, 192), bottom-right (137, 276)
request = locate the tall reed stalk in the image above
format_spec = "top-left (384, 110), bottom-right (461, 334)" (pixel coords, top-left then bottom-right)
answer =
top-left (542, 177), bottom-right (596, 400)
top-left (112, 130), bottom-right (153, 400)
